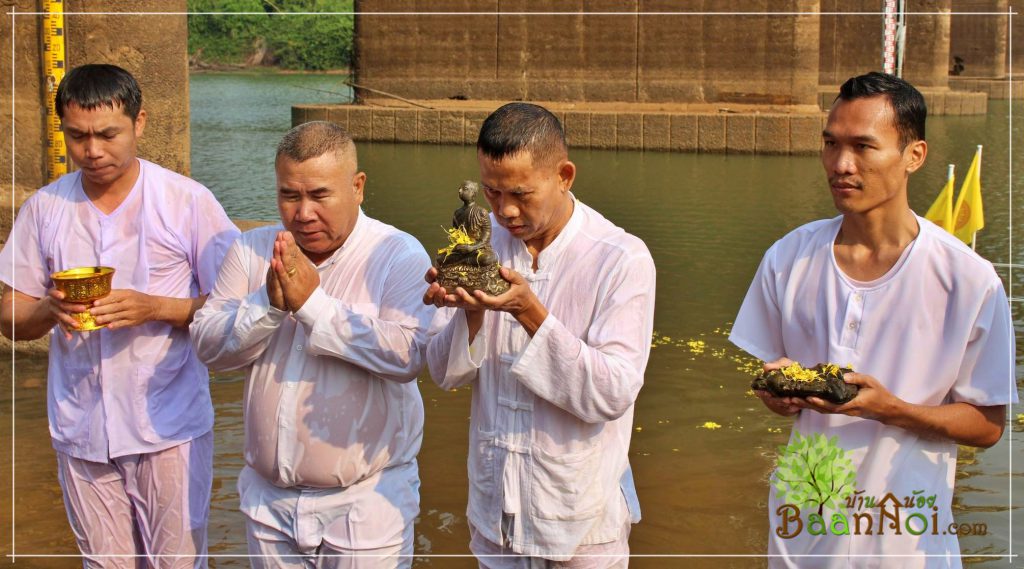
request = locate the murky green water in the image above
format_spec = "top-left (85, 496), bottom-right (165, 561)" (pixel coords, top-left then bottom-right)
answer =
top-left (1, 73), bottom-right (1020, 568)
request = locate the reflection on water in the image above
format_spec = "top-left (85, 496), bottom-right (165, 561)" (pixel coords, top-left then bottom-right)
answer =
top-left (0, 73), bottom-right (1019, 567)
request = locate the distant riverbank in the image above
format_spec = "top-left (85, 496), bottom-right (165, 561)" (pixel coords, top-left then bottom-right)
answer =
top-left (187, 0), bottom-right (353, 72)
top-left (189, 61), bottom-right (350, 75)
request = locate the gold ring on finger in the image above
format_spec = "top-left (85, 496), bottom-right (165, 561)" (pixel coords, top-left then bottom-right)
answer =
top-left (286, 266), bottom-right (297, 277)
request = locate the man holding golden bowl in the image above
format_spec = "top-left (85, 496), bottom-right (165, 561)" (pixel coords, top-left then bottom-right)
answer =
top-left (0, 64), bottom-right (239, 567)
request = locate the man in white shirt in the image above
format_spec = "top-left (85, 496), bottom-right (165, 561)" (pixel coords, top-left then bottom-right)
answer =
top-left (730, 72), bottom-right (1016, 568)
top-left (0, 64), bottom-right (239, 568)
top-left (424, 103), bottom-right (656, 567)
top-left (190, 121), bottom-right (433, 568)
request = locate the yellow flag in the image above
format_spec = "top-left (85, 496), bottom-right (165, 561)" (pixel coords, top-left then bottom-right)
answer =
top-left (952, 147), bottom-right (984, 244)
top-left (924, 170), bottom-right (954, 233)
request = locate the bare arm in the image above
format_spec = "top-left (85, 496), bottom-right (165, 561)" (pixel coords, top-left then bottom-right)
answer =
top-left (0, 285), bottom-right (88, 341)
top-left (90, 291), bottom-right (208, 330)
top-left (803, 373), bottom-right (1006, 448)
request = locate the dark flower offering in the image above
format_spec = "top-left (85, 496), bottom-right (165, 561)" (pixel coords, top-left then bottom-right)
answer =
top-left (751, 362), bottom-right (859, 404)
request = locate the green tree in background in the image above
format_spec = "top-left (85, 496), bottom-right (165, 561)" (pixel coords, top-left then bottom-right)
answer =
top-left (188, 0), bottom-right (354, 70)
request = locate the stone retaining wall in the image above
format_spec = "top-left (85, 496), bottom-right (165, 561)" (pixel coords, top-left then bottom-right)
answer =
top-left (817, 87), bottom-right (987, 114)
top-left (948, 77), bottom-right (1022, 100)
top-left (294, 104), bottom-right (827, 155)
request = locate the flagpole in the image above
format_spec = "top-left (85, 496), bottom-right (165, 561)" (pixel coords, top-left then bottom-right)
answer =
top-left (972, 145), bottom-right (983, 251)
top-left (946, 164), bottom-right (955, 233)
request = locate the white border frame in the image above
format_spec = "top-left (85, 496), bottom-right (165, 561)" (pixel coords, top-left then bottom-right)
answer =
top-left (4, 5), bottom-right (1019, 564)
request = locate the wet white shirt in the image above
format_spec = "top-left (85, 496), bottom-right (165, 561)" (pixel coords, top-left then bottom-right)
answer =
top-left (0, 159), bottom-right (238, 461)
top-left (730, 214), bottom-right (1016, 568)
top-left (190, 212), bottom-right (434, 488)
top-left (426, 197), bottom-right (656, 560)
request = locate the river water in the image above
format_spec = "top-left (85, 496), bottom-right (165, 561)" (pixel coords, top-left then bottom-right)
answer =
top-left (1, 72), bottom-right (1021, 568)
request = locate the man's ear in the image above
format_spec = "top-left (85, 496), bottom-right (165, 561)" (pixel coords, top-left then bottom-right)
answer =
top-left (134, 109), bottom-right (147, 138)
top-left (558, 159), bottom-right (577, 193)
top-left (905, 139), bottom-right (927, 175)
top-left (353, 171), bottom-right (367, 205)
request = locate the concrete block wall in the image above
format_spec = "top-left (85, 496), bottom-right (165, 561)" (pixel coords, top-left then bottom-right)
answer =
top-left (949, 77), bottom-right (1022, 99)
top-left (355, 0), bottom-right (821, 106)
top-left (817, 87), bottom-right (987, 115)
top-left (294, 104), bottom-right (826, 155)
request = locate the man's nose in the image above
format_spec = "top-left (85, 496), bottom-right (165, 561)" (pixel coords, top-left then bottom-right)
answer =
top-left (498, 199), bottom-right (519, 220)
top-left (295, 199), bottom-right (316, 221)
top-left (826, 147), bottom-right (856, 176)
top-left (83, 137), bottom-right (102, 159)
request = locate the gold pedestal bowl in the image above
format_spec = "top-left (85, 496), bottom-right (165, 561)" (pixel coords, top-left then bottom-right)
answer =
top-left (50, 267), bottom-right (115, 331)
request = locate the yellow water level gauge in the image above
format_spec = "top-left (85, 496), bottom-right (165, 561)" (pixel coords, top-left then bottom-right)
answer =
top-left (43, 0), bottom-right (67, 182)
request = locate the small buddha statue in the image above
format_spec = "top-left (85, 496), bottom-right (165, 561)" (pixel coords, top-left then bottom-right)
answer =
top-left (435, 181), bottom-right (509, 296)
top-left (437, 181), bottom-right (498, 267)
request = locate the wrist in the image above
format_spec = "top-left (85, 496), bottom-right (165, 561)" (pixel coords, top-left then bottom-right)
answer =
top-left (876, 397), bottom-right (910, 426)
top-left (513, 297), bottom-right (548, 336)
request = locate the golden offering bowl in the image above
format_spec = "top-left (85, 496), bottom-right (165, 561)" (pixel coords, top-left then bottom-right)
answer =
top-left (50, 267), bottom-right (115, 331)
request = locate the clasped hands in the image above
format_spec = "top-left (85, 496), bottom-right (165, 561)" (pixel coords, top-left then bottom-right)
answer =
top-left (267, 231), bottom-right (319, 312)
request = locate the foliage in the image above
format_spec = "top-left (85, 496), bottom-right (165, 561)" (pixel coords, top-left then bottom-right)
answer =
top-left (188, 0), bottom-right (354, 70)
top-left (773, 431), bottom-right (857, 516)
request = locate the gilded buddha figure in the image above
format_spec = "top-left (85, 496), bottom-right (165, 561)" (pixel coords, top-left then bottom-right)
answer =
top-left (435, 181), bottom-right (509, 295)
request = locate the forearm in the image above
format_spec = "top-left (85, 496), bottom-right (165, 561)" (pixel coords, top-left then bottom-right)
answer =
top-left (880, 400), bottom-right (1005, 448)
top-left (190, 290), bottom-right (283, 371)
top-left (512, 299), bottom-right (548, 338)
top-left (0, 295), bottom-right (57, 341)
top-left (154, 294), bottom-right (208, 328)
top-left (512, 315), bottom-right (645, 423)
top-left (427, 308), bottom-right (482, 390)
top-left (299, 288), bottom-right (427, 382)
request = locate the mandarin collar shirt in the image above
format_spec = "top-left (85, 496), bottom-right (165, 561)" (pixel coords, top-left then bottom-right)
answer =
top-left (426, 197), bottom-right (656, 560)
top-left (0, 159), bottom-right (239, 461)
top-left (190, 211), bottom-right (434, 488)
top-left (730, 214), bottom-right (1016, 566)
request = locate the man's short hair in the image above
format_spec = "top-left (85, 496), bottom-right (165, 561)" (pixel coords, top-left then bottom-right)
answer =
top-left (835, 72), bottom-right (926, 149)
top-left (276, 121), bottom-right (357, 166)
top-left (56, 64), bottom-right (143, 121)
top-left (477, 103), bottom-right (567, 165)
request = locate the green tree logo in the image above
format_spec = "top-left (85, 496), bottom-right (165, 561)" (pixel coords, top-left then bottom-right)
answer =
top-left (774, 432), bottom-right (857, 515)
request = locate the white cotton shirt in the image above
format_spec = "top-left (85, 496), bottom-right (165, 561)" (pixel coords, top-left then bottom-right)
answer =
top-left (730, 213), bottom-right (1016, 568)
top-left (426, 197), bottom-right (656, 560)
top-left (0, 159), bottom-right (239, 461)
top-left (190, 211), bottom-right (434, 489)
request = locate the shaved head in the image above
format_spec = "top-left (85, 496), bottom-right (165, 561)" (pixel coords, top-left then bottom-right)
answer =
top-left (276, 121), bottom-right (357, 167)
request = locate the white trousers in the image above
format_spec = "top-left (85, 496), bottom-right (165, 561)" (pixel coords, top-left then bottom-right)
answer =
top-left (469, 519), bottom-right (631, 569)
top-left (238, 461), bottom-right (419, 569)
top-left (56, 431), bottom-right (213, 569)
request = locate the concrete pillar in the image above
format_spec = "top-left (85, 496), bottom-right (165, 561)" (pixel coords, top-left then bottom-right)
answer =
top-left (1, 0), bottom-right (190, 193)
top-left (355, 0), bottom-right (501, 100)
top-left (639, 0), bottom-right (821, 106)
top-left (65, 0), bottom-right (191, 175)
top-left (497, 0), bottom-right (639, 102)
top-left (949, 1), bottom-right (1008, 78)
top-left (1, 0), bottom-right (47, 192)
top-left (819, 0), bottom-right (951, 88)
top-left (1012, 6), bottom-right (1023, 76)
top-left (902, 0), bottom-right (952, 88)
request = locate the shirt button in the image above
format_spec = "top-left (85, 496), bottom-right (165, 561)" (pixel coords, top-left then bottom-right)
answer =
top-left (854, 293), bottom-right (863, 302)
top-left (296, 345), bottom-right (303, 351)
top-left (848, 321), bottom-right (858, 330)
